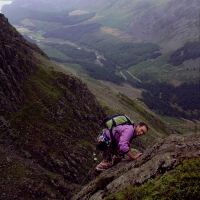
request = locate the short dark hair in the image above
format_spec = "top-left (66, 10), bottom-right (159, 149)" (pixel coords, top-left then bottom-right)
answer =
top-left (138, 122), bottom-right (149, 131)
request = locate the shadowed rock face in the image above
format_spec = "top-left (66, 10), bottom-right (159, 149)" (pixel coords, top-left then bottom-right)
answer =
top-left (0, 14), bottom-right (45, 113)
top-left (73, 134), bottom-right (200, 200)
top-left (0, 14), bottom-right (105, 199)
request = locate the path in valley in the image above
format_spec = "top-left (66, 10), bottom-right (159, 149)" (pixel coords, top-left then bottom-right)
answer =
top-left (16, 25), bottom-right (142, 83)
top-left (38, 37), bottom-right (106, 67)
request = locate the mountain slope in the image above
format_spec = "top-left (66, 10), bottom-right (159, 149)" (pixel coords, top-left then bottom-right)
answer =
top-left (51, 62), bottom-right (200, 138)
top-left (1, 10), bottom-right (200, 199)
top-left (3, 0), bottom-right (199, 51)
top-left (0, 14), bottom-right (105, 199)
top-left (0, 13), bottom-right (46, 113)
top-left (3, 0), bottom-right (199, 82)
top-left (2, 0), bottom-right (200, 120)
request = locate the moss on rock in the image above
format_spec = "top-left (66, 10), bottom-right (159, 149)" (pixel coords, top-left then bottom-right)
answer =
top-left (107, 158), bottom-right (200, 200)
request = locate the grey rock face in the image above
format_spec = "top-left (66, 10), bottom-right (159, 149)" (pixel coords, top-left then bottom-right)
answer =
top-left (73, 134), bottom-right (200, 200)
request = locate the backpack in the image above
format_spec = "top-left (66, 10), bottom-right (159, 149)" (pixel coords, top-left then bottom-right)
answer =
top-left (96, 114), bottom-right (133, 151)
top-left (102, 114), bottom-right (133, 130)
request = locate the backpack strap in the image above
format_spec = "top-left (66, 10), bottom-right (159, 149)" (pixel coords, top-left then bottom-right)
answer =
top-left (124, 115), bottom-right (132, 124)
top-left (109, 118), bottom-right (118, 151)
top-left (109, 118), bottom-right (116, 142)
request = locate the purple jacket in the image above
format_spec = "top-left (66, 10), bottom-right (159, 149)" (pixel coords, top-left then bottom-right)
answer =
top-left (103, 124), bottom-right (136, 154)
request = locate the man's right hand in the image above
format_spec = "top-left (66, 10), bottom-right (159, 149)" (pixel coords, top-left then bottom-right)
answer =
top-left (127, 151), bottom-right (142, 160)
top-left (134, 152), bottom-right (143, 159)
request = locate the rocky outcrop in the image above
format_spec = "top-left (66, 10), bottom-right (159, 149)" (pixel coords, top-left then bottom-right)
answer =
top-left (73, 134), bottom-right (200, 200)
top-left (0, 69), bottom-right (105, 199)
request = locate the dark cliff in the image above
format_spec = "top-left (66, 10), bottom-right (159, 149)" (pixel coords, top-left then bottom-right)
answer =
top-left (0, 14), bottom-right (105, 199)
top-left (0, 13), bottom-right (46, 113)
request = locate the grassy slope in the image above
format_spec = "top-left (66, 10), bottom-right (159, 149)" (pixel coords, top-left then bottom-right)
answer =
top-left (1, 53), bottom-right (105, 198)
top-left (13, 15), bottom-right (200, 135)
top-left (107, 158), bottom-right (200, 200)
top-left (128, 55), bottom-right (200, 85)
top-left (50, 60), bottom-right (200, 149)
top-left (9, 55), bottom-right (103, 165)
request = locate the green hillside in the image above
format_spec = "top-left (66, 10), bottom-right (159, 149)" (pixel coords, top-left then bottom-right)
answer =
top-left (0, 12), bottom-right (107, 198)
top-left (53, 61), bottom-right (200, 140)
top-left (1, 57), bottom-right (106, 198)
top-left (3, 0), bottom-right (200, 119)
top-left (108, 158), bottom-right (200, 200)
top-left (1, 9), bottom-right (200, 200)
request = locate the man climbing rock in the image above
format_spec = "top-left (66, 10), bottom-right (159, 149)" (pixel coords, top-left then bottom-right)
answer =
top-left (96, 115), bottom-right (148, 171)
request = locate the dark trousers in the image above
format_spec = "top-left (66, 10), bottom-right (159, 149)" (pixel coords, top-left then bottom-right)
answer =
top-left (102, 142), bottom-right (120, 162)
top-left (102, 146), bottom-right (113, 162)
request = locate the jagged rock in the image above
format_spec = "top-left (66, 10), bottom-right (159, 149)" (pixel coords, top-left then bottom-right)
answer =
top-left (73, 134), bottom-right (200, 200)
top-left (0, 14), bottom-right (46, 114)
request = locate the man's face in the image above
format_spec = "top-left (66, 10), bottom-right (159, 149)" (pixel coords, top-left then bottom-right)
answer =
top-left (135, 125), bottom-right (148, 136)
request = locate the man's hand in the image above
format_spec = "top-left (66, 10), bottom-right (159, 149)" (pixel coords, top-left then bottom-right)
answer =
top-left (134, 152), bottom-right (143, 159)
top-left (127, 151), bottom-right (142, 160)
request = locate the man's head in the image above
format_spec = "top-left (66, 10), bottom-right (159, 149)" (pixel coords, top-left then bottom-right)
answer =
top-left (135, 122), bottom-right (149, 136)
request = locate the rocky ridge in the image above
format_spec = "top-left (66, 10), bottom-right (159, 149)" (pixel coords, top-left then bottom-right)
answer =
top-left (73, 134), bottom-right (200, 200)
top-left (0, 13), bottom-right (45, 114)
top-left (0, 14), bottom-right (105, 199)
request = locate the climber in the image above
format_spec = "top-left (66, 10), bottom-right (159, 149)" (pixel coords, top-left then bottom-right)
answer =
top-left (95, 116), bottom-right (148, 171)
